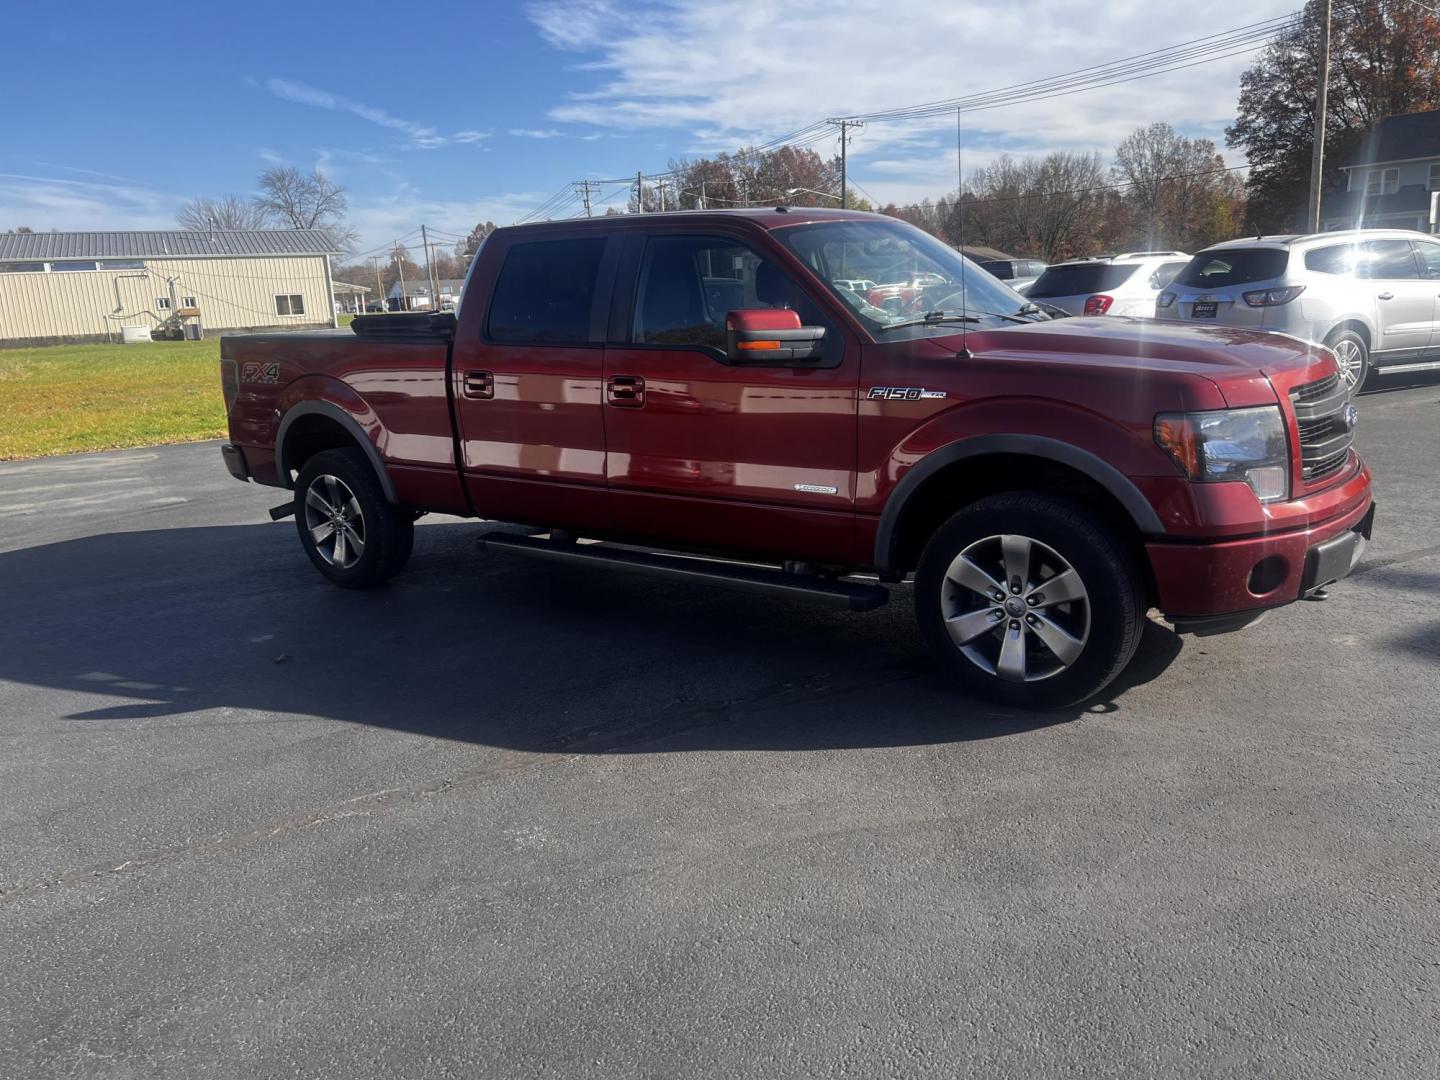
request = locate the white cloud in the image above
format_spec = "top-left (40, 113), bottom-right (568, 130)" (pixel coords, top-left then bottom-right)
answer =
top-left (346, 188), bottom-right (558, 253)
top-left (264, 78), bottom-right (488, 149)
top-left (527, 0), bottom-right (1288, 204)
top-left (0, 173), bottom-right (177, 231)
top-left (509, 128), bottom-right (567, 139)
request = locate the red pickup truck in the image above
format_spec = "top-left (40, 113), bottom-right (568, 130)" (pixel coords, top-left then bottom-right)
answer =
top-left (220, 208), bottom-right (1374, 709)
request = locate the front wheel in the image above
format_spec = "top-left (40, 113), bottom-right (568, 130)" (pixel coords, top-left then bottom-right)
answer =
top-left (294, 448), bottom-right (414, 588)
top-left (914, 493), bottom-right (1145, 710)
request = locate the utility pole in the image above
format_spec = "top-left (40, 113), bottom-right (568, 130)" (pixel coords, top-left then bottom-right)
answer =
top-left (658, 179), bottom-right (667, 213)
top-left (574, 179), bottom-right (594, 217)
top-left (635, 171), bottom-right (644, 213)
top-left (1306, 0), bottom-right (1333, 233)
top-left (371, 256), bottom-right (383, 313)
top-left (393, 243), bottom-right (408, 313)
top-left (699, 180), bottom-right (706, 210)
top-left (420, 225), bottom-right (440, 311)
top-left (828, 118), bottom-right (864, 209)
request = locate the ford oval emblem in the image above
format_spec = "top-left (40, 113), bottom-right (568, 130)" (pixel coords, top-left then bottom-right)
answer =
top-left (1343, 404), bottom-right (1358, 431)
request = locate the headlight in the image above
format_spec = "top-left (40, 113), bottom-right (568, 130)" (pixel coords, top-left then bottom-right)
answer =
top-left (1156, 291), bottom-right (1177, 309)
top-left (1154, 406), bottom-right (1289, 503)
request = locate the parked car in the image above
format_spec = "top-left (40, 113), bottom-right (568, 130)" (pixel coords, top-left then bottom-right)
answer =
top-left (1156, 230), bottom-right (1440, 396)
top-left (866, 272), bottom-right (948, 312)
top-left (832, 278), bottom-right (879, 295)
top-left (979, 258), bottom-right (1048, 292)
top-left (219, 209), bottom-right (1372, 710)
top-left (1026, 252), bottom-right (1191, 317)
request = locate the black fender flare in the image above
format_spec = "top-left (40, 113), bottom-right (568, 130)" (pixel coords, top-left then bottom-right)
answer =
top-left (274, 401), bottom-right (399, 504)
top-left (873, 434), bottom-right (1165, 573)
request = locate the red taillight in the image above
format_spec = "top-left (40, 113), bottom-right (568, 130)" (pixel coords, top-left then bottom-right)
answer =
top-left (1242, 285), bottom-right (1306, 307)
top-left (1084, 294), bottom-right (1114, 316)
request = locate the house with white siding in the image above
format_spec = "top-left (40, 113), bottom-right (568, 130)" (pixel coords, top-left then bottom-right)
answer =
top-left (0, 229), bottom-right (341, 347)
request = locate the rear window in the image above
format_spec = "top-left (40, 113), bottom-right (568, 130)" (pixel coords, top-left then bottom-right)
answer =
top-left (487, 237), bottom-right (607, 344)
top-left (1027, 263), bottom-right (1137, 298)
top-left (981, 260), bottom-right (1015, 279)
top-left (1175, 249), bottom-right (1288, 288)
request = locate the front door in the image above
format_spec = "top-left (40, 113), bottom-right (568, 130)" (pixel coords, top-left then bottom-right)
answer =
top-left (601, 230), bottom-right (861, 564)
top-left (450, 231), bottom-right (618, 529)
top-left (1412, 237), bottom-right (1440, 353)
top-left (1361, 238), bottom-right (1431, 355)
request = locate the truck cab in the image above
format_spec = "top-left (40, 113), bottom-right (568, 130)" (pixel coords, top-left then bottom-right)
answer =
top-left (220, 209), bottom-right (1374, 710)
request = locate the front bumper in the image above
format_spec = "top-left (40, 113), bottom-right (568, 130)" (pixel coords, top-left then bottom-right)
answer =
top-left (1147, 496), bottom-right (1375, 622)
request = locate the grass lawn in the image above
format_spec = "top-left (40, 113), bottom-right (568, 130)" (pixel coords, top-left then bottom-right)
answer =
top-left (0, 339), bottom-right (229, 460)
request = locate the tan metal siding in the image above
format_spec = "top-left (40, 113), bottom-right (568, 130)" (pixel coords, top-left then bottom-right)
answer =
top-left (0, 255), bottom-right (333, 343)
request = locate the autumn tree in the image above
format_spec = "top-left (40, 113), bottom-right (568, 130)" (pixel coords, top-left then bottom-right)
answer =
top-left (1228, 0), bottom-right (1440, 230)
top-left (253, 166), bottom-right (357, 249)
top-left (1110, 123), bottom-right (1245, 250)
top-left (176, 194), bottom-right (271, 232)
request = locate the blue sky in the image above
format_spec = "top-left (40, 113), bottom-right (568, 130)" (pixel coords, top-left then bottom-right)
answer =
top-left (0, 0), bottom-right (1294, 254)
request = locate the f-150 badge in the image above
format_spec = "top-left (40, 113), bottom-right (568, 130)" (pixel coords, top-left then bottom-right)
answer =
top-left (867, 387), bottom-right (946, 400)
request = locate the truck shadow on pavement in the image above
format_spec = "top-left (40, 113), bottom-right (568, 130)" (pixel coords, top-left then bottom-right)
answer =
top-left (0, 521), bottom-right (1184, 752)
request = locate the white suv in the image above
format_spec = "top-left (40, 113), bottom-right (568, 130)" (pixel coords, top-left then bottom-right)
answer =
top-left (1156, 230), bottom-right (1440, 395)
top-left (1024, 252), bottom-right (1191, 317)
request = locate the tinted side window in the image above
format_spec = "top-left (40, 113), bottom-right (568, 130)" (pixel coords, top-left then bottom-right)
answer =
top-left (1149, 261), bottom-right (1189, 289)
top-left (1415, 241), bottom-right (1440, 279)
top-left (1358, 239), bottom-right (1420, 280)
top-left (633, 235), bottom-right (827, 350)
top-left (1304, 244), bottom-right (1356, 275)
top-left (1028, 264), bottom-right (1137, 298)
top-left (487, 237), bottom-right (607, 344)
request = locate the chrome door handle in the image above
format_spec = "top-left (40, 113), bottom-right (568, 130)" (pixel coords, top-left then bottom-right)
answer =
top-left (1377, 291), bottom-right (1394, 300)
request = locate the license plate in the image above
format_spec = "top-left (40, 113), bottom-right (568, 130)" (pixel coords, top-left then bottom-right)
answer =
top-left (1192, 301), bottom-right (1217, 318)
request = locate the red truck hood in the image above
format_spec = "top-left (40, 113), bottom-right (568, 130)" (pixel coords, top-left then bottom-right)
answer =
top-left (945, 315), bottom-right (1327, 406)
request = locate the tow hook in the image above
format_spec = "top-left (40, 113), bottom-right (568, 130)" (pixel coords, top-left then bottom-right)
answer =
top-left (268, 502), bottom-right (296, 521)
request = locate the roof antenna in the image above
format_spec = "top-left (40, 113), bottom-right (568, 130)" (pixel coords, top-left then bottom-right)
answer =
top-left (955, 106), bottom-right (971, 360)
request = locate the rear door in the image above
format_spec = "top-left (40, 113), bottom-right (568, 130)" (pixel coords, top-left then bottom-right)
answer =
top-left (600, 228), bottom-right (860, 564)
top-left (450, 229), bottom-right (619, 528)
top-left (1360, 238), bottom-right (1429, 355)
top-left (1411, 238), bottom-right (1440, 352)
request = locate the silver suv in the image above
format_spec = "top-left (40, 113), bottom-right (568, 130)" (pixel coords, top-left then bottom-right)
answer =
top-left (1025, 252), bottom-right (1191, 317)
top-left (1156, 230), bottom-right (1440, 395)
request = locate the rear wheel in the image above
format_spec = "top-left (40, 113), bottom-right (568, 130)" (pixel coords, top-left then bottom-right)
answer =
top-left (294, 448), bottom-right (413, 588)
top-left (1325, 329), bottom-right (1369, 397)
top-left (914, 493), bottom-right (1145, 710)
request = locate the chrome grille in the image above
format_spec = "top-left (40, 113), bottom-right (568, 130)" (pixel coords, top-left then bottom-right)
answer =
top-left (1289, 375), bottom-right (1353, 484)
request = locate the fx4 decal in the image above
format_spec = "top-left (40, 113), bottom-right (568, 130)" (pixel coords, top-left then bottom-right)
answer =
top-left (867, 387), bottom-right (947, 401)
top-left (241, 362), bottom-right (281, 385)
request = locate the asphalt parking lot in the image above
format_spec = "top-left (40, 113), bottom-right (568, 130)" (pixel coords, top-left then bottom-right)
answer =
top-left (2, 376), bottom-right (1437, 1079)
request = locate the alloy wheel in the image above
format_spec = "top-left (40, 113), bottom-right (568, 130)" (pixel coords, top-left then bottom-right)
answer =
top-left (1333, 339), bottom-right (1365, 391)
top-left (303, 474), bottom-right (366, 569)
top-left (940, 533), bottom-right (1091, 683)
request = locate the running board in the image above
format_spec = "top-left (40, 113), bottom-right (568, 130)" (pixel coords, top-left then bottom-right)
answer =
top-left (1375, 359), bottom-right (1440, 376)
top-left (477, 532), bottom-right (889, 611)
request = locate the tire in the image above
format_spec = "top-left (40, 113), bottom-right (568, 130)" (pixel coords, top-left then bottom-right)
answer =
top-left (914, 493), bottom-right (1145, 710)
top-left (1325, 328), bottom-right (1369, 398)
top-left (293, 448), bottom-right (414, 588)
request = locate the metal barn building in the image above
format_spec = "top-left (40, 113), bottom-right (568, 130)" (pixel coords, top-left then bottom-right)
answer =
top-left (0, 230), bottom-right (341, 347)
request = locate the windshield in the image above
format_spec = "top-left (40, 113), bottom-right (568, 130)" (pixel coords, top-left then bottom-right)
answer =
top-left (1027, 263), bottom-right (1138, 298)
top-left (775, 219), bottom-right (1043, 339)
top-left (1175, 248), bottom-right (1289, 288)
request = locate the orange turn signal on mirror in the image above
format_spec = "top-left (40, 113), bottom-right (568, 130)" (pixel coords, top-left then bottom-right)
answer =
top-left (736, 340), bottom-right (781, 351)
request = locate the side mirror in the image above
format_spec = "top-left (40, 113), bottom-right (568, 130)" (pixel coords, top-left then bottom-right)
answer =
top-left (725, 309), bottom-right (825, 363)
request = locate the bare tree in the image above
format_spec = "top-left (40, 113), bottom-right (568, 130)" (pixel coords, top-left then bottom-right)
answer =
top-left (177, 194), bottom-right (272, 232)
top-left (253, 167), bottom-right (356, 249)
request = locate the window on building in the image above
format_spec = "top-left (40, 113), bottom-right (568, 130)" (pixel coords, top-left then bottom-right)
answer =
top-left (99, 260), bottom-right (145, 270)
top-left (0, 261), bottom-right (45, 273)
top-left (182, 296), bottom-right (197, 308)
top-left (156, 297), bottom-right (172, 310)
top-left (1365, 168), bottom-right (1399, 196)
top-left (275, 294), bottom-right (305, 316)
top-left (487, 237), bottom-right (607, 344)
top-left (1429, 163), bottom-right (1440, 192)
top-left (51, 260), bottom-right (99, 272)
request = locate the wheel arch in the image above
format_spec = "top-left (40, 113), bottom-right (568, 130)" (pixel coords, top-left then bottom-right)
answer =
top-left (275, 401), bottom-right (398, 504)
top-left (874, 436), bottom-right (1164, 578)
top-left (1325, 319), bottom-right (1372, 352)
